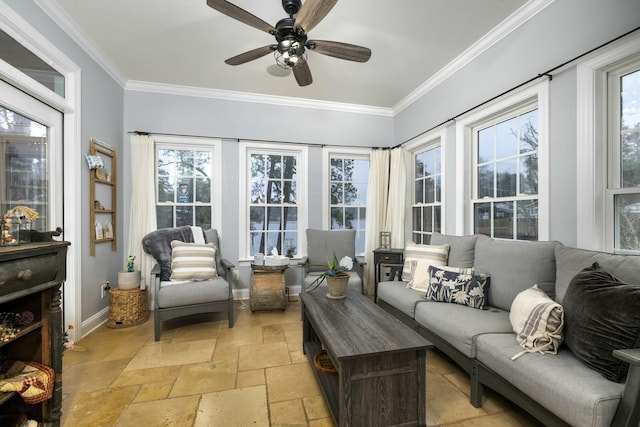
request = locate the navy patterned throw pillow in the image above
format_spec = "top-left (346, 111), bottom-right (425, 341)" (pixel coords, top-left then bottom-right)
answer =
top-left (425, 265), bottom-right (490, 310)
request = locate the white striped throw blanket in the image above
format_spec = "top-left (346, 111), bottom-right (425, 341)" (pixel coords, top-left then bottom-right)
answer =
top-left (509, 285), bottom-right (564, 360)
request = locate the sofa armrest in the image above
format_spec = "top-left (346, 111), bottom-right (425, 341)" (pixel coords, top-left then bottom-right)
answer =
top-left (611, 348), bottom-right (640, 427)
top-left (613, 348), bottom-right (640, 366)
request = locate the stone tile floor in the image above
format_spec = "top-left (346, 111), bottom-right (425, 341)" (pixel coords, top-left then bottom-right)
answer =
top-left (61, 298), bottom-right (541, 426)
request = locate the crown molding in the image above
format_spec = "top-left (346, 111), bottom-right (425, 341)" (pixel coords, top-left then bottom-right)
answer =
top-left (392, 0), bottom-right (555, 115)
top-left (126, 80), bottom-right (394, 117)
top-left (35, 0), bottom-right (127, 88)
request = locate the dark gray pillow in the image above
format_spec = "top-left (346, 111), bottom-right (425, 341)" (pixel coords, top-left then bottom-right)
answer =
top-left (563, 262), bottom-right (640, 383)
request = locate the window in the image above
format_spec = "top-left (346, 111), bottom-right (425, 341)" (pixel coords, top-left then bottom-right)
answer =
top-left (241, 142), bottom-right (307, 259)
top-left (328, 153), bottom-right (369, 254)
top-left (576, 33), bottom-right (640, 251)
top-left (456, 81), bottom-right (548, 240)
top-left (0, 29), bottom-right (65, 97)
top-left (412, 145), bottom-right (442, 243)
top-left (155, 138), bottom-right (220, 230)
top-left (472, 109), bottom-right (539, 240)
top-left (607, 60), bottom-right (640, 253)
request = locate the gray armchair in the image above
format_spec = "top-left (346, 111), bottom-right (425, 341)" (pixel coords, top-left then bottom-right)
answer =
top-left (142, 226), bottom-right (234, 341)
top-left (301, 229), bottom-right (364, 293)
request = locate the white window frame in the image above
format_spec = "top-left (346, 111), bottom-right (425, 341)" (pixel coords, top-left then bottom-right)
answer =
top-left (576, 32), bottom-right (640, 251)
top-left (239, 141), bottom-right (308, 261)
top-left (404, 131), bottom-right (444, 243)
top-left (456, 81), bottom-right (549, 239)
top-left (322, 146), bottom-right (370, 256)
top-left (153, 135), bottom-right (222, 232)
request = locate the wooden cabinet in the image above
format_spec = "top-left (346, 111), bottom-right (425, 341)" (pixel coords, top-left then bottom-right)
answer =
top-left (89, 138), bottom-right (116, 256)
top-left (0, 241), bottom-right (69, 427)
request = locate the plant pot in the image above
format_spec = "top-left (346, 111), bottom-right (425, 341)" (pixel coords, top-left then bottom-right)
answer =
top-left (118, 270), bottom-right (141, 290)
top-left (326, 272), bottom-right (349, 299)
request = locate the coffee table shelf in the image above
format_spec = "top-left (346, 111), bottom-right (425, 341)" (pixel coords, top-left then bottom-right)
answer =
top-left (301, 288), bottom-right (431, 426)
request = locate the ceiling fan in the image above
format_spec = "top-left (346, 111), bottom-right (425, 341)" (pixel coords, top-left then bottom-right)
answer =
top-left (206, 0), bottom-right (372, 86)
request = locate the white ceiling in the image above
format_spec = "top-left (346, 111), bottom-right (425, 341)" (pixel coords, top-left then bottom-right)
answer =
top-left (48, 0), bottom-right (532, 110)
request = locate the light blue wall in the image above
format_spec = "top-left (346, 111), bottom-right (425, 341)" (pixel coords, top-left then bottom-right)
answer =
top-left (394, 0), bottom-right (640, 247)
top-left (122, 92), bottom-right (385, 289)
top-left (4, 0), bottom-right (125, 321)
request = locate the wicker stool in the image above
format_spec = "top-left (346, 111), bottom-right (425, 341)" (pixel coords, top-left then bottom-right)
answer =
top-left (107, 288), bottom-right (149, 328)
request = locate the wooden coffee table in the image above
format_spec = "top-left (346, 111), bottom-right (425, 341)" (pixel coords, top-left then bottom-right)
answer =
top-left (301, 288), bottom-right (432, 426)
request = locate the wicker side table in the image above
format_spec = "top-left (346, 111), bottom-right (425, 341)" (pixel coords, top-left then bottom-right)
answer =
top-left (107, 288), bottom-right (149, 328)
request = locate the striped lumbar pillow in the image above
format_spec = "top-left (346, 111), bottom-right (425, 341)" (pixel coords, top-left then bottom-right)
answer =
top-left (170, 240), bottom-right (217, 281)
top-left (401, 242), bottom-right (449, 291)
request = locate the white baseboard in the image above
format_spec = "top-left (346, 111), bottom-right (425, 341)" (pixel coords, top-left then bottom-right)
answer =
top-left (81, 306), bottom-right (109, 340)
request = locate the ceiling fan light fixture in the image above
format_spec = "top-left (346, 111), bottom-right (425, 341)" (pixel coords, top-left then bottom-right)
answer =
top-left (274, 49), bottom-right (307, 69)
top-left (275, 38), bottom-right (306, 69)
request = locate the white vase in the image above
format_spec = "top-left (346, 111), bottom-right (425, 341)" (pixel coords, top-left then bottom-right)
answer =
top-left (117, 270), bottom-right (141, 290)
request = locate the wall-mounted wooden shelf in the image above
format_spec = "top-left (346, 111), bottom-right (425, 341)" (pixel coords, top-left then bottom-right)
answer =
top-left (89, 138), bottom-right (117, 256)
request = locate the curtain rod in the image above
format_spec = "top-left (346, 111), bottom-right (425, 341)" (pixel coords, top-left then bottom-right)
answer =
top-left (127, 131), bottom-right (384, 150)
top-left (393, 25), bottom-right (640, 149)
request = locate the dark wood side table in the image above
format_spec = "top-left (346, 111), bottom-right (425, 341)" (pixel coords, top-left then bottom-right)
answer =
top-left (373, 247), bottom-right (404, 303)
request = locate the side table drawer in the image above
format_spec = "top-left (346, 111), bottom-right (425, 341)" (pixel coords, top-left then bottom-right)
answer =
top-left (374, 252), bottom-right (403, 264)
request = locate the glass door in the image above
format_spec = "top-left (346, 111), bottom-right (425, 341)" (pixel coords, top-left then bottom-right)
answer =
top-left (1, 80), bottom-right (63, 236)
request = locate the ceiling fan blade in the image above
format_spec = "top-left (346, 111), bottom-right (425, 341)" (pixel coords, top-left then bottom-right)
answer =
top-left (307, 40), bottom-right (371, 62)
top-left (292, 61), bottom-right (313, 86)
top-left (294, 0), bottom-right (338, 34)
top-left (225, 45), bottom-right (276, 65)
top-left (207, 0), bottom-right (275, 34)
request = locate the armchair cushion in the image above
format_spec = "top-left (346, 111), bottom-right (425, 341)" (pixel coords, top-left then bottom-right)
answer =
top-left (158, 277), bottom-right (230, 308)
top-left (170, 241), bottom-right (217, 281)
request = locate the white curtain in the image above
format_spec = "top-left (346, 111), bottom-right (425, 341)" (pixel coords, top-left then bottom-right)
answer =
top-left (127, 134), bottom-right (157, 290)
top-left (363, 149), bottom-right (390, 295)
top-left (385, 147), bottom-right (408, 248)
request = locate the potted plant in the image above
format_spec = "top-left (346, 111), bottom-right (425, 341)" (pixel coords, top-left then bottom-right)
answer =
top-left (306, 253), bottom-right (354, 299)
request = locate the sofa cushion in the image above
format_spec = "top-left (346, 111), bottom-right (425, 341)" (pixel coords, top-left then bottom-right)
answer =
top-left (563, 262), bottom-right (640, 383)
top-left (170, 241), bottom-right (217, 281)
top-left (401, 242), bottom-right (449, 290)
top-left (509, 285), bottom-right (564, 359)
top-left (429, 233), bottom-right (485, 268)
top-left (475, 333), bottom-right (624, 427)
top-left (473, 238), bottom-right (558, 311)
top-left (425, 265), bottom-right (489, 310)
top-left (377, 281), bottom-right (424, 318)
top-left (554, 245), bottom-right (640, 303)
top-left (414, 301), bottom-right (511, 358)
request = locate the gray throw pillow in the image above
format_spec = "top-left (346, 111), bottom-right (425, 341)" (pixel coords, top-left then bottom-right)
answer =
top-left (563, 262), bottom-right (640, 383)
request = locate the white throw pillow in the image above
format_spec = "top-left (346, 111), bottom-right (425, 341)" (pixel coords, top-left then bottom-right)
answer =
top-left (401, 242), bottom-right (449, 291)
top-left (509, 285), bottom-right (564, 360)
top-left (170, 240), bottom-right (217, 281)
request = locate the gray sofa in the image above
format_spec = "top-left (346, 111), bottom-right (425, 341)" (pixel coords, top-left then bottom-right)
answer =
top-left (377, 233), bottom-right (640, 427)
